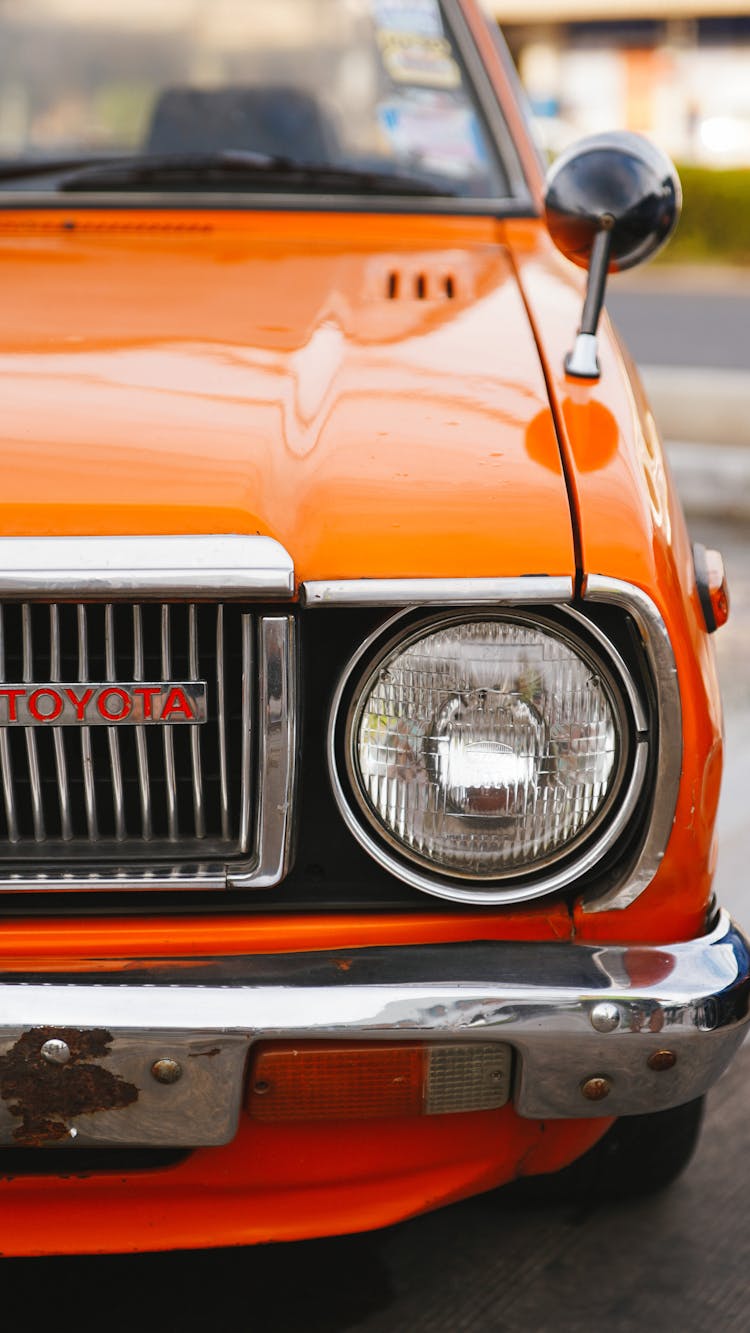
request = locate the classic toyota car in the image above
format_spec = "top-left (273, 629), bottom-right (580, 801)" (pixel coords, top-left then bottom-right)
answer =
top-left (0, 0), bottom-right (746, 1258)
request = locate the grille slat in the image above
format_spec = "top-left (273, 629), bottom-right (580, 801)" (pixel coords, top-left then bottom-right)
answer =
top-left (77, 604), bottom-right (99, 841)
top-left (22, 604), bottom-right (45, 842)
top-left (216, 605), bottom-right (231, 842)
top-left (104, 604), bottom-right (126, 841)
top-left (0, 608), bottom-right (19, 844)
top-left (239, 613), bottom-right (253, 854)
top-left (132, 604), bottom-right (153, 841)
top-left (161, 605), bottom-right (178, 842)
top-left (49, 605), bottom-right (73, 841)
top-left (188, 604), bottom-right (205, 840)
top-left (0, 600), bottom-right (288, 881)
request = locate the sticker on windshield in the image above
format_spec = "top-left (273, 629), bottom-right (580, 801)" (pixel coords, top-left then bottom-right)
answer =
top-left (377, 99), bottom-right (488, 178)
top-left (377, 32), bottom-right (460, 89)
top-left (370, 0), bottom-right (444, 37)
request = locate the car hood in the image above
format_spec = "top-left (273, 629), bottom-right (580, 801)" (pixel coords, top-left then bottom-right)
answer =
top-left (0, 210), bottom-right (575, 585)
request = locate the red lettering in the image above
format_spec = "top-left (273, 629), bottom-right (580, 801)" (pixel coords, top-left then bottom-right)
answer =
top-left (97, 688), bottom-right (132, 722)
top-left (28, 688), bottom-right (63, 722)
top-left (159, 686), bottom-right (195, 722)
top-left (64, 687), bottom-right (95, 721)
top-left (133, 686), bottom-right (160, 719)
top-left (0, 688), bottom-right (26, 721)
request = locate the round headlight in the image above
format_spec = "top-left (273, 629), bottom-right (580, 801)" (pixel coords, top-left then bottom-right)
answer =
top-left (334, 613), bottom-right (635, 889)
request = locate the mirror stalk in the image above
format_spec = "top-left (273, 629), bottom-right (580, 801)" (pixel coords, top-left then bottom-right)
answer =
top-left (544, 132), bottom-right (681, 385)
top-left (565, 222), bottom-right (613, 380)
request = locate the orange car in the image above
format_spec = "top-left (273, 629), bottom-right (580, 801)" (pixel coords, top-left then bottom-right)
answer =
top-left (0, 0), bottom-right (745, 1258)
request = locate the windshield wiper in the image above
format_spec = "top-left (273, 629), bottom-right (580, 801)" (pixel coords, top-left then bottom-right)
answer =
top-left (0, 154), bottom-right (124, 182)
top-left (53, 150), bottom-right (454, 197)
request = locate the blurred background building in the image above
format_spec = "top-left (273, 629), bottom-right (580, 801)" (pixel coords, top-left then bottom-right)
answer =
top-left (488, 1), bottom-right (750, 165)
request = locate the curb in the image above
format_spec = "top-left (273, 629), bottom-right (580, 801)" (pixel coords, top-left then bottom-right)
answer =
top-left (666, 442), bottom-right (750, 522)
top-left (643, 366), bottom-right (750, 451)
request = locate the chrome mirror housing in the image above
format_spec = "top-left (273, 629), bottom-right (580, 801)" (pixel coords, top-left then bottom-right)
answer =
top-left (544, 131), bottom-right (682, 379)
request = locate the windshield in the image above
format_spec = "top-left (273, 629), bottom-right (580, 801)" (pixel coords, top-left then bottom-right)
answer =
top-left (0, 0), bottom-right (509, 198)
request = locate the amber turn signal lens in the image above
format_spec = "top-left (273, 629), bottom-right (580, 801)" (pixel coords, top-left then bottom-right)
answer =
top-left (694, 543), bottom-right (730, 633)
top-left (247, 1041), bottom-right (512, 1122)
top-left (704, 548), bottom-right (730, 630)
top-left (248, 1042), bottom-right (425, 1122)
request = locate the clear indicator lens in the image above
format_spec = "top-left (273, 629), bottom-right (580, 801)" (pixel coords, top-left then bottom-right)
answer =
top-left (353, 620), bottom-right (620, 878)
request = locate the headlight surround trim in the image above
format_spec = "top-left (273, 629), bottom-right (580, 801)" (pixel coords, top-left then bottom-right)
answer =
top-left (328, 606), bottom-right (649, 905)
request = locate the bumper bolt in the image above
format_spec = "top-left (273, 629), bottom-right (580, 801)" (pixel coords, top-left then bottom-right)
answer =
top-left (581, 1076), bottom-right (611, 1101)
top-left (151, 1058), bottom-right (183, 1085)
top-left (41, 1039), bottom-right (71, 1066)
top-left (590, 1002), bottom-right (620, 1033)
top-left (647, 1049), bottom-right (677, 1072)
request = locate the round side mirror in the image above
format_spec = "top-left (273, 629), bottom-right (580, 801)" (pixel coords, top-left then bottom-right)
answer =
top-left (545, 131), bottom-right (681, 272)
top-left (543, 132), bottom-right (681, 378)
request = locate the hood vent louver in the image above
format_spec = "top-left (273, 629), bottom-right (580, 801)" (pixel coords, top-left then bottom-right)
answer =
top-left (386, 269), bottom-right (458, 301)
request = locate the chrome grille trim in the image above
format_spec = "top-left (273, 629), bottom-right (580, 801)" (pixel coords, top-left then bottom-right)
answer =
top-left (238, 614), bottom-right (254, 855)
top-left (105, 604), bottom-right (126, 842)
top-left (132, 605), bottom-right (152, 841)
top-left (216, 605), bottom-right (231, 843)
top-left (0, 602), bottom-right (297, 894)
top-left (0, 535), bottom-right (295, 601)
top-left (0, 609), bottom-right (18, 844)
top-left (161, 604), bottom-right (178, 842)
top-left (228, 616), bottom-right (297, 891)
top-left (188, 604), bottom-right (205, 840)
top-left (77, 603), bottom-right (98, 841)
top-left (22, 604), bottom-right (45, 842)
top-left (49, 606), bottom-right (73, 841)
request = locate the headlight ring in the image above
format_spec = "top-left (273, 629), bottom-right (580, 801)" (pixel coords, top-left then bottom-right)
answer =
top-left (328, 608), bottom-right (648, 905)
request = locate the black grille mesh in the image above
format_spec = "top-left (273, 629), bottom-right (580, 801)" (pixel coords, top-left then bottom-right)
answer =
top-left (0, 602), bottom-right (249, 859)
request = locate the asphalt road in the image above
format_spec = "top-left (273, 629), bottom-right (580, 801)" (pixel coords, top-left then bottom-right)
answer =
top-left (608, 269), bottom-right (750, 372)
top-left (3, 284), bottom-right (750, 1330)
top-left (3, 1040), bottom-right (749, 1333)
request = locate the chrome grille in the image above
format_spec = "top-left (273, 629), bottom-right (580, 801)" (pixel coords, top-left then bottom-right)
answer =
top-left (0, 602), bottom-right (251, 863)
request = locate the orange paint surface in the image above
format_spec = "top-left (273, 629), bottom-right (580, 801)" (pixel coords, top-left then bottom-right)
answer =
top-left (505, 219), bottom-right (722, 943)
top-left (0, 1109), bottom-right (611, 1258)
top-left (0, 3), bottom-right (725, 1246)
top-left (0, 902), bottom-right (572, 971)
top-left (0, 209), bottom-right (575, 586)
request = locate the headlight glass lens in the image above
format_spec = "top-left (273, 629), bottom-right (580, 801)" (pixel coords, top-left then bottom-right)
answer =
top-left (350, 618), bottom-right (622, 878)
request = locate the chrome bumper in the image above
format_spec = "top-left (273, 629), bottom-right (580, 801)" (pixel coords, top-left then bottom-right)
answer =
top-left (1, 911), bottom-right (747, 1148)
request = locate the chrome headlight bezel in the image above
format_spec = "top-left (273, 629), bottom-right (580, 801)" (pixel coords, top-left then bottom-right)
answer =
top-left (327, 607), bottom-right (649, 905)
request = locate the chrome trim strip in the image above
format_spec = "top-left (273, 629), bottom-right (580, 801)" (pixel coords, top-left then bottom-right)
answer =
top-left (105, 604), bottom-right (126, 841)
top-left (49, 606), bottom-right (73, 841)
top-left (238, 614), bottom-right (254, 854)
top-left (161, 606), bottom-right (178, 841)
top-left (0, 866), bottom-right (227, 893)
top-left (0, 193), bottom-right (537, 219)
top-left (0, 911), bottom-right (745, 1144)
top-left (0, 608), bottom-right (19, 844)
top-left (0, 610), bottom-right (295, 893)
top-left (302, 575), bottom-right (574, 608)
top-left (327, 605), bottom-right (648, 906)
top-left (0, 607), bottom-right (17, 842)
top-left (77, 605), bottom-right (98, 841)
top-left (216, 605), bottom-right (230, 842)
top-left (22, 604), bottom-right (45, 842)
top-left (0, 535), bottom-right (295, 600)
top-left (132, 605), bottom-right (152, 841)
top-left (188, 605), bottom-right (205, 840)
top-left (582, 577), bottom-right (682, 912)
top-left (228, 615), bottom-right (297, 891)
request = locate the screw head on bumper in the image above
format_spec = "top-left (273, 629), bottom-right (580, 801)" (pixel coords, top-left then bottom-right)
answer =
top-left (0, 910), bottom-right (746, 1145)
